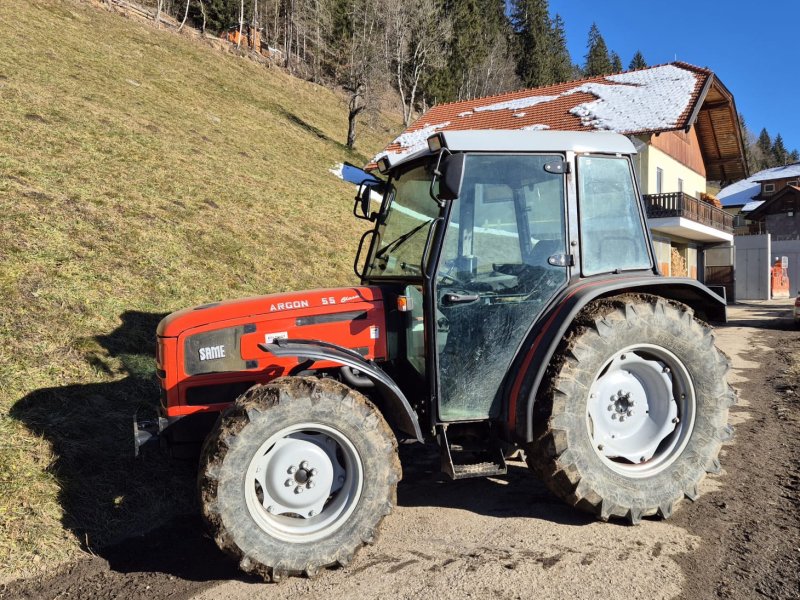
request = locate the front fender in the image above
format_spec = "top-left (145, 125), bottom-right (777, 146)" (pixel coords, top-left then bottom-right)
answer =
top-left (508, 275), bottom-right (726, 442)
top-left (261, 339), bottom-right (423, 442)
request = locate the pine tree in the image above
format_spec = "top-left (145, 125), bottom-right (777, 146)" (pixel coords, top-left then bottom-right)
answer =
top-left (772, 134), bottom-right (789, 166)
top-left (628, 50), bottom-right (647, 70)
top-left (610, 51), bottom-right (622, 73)
top-left (548, 14), bottom-right (573, 84)
top-left (584, 23), bottom-right (611, 77)
top-left (510, 0), bottom-right (551, 88)
top-left (756, 128), bottom-right (773, 168)
top-left (790, 149), bottom-right (800, 163)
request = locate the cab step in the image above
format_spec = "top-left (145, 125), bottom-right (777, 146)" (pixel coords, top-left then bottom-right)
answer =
top-left (437, 424), bottom-right (507, 480)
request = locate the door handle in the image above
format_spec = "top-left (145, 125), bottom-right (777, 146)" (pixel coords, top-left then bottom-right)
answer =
top-left (442, 292), bottom-right (479, 306)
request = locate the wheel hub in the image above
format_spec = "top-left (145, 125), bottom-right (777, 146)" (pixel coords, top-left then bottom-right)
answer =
top-left (252, 434), bottom-right (344, 518)
top-left (589, 352), bottom-right (679, 464)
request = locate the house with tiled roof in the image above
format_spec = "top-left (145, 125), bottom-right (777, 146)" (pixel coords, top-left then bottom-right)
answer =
top-left (719, 162), bottom-right (800, 236)
top-left (373, 62), bottom-right (747, 290)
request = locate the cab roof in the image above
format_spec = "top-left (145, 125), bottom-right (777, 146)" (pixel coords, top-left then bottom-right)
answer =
top-left (380, 130), bottom-right (637, 172)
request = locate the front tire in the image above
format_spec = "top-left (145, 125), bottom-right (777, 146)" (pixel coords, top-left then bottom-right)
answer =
top-left (527, 294), bottom-right (736, 523)
top-left (199, 377), bottom-right (401, 580)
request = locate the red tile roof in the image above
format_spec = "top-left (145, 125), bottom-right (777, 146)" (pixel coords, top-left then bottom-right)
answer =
top-left (374, 62), bottom-right (714, 166)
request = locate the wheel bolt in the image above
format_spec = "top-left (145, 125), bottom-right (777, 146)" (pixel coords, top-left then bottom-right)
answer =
top-left (295, 486), bottom-right (304, 494)
top-left (672, 417), bottom-right (680, 424)
top-left (338, 475), bottom-right (345, 483)
top-left (639, 457), bottom-right (646, 463)
top-left (619, 416), bottom-right (626, 422)
top-left (629, 399), bottom-right (635, 407)
top-left (300, 461), bottom-right (310, 470)
top-left (611, 413), bottom-right (618, 420)
top-left (663, 367), bottom-right (671, 374)
top-left (627, 410), bottom-right (633, 417)
top-left (307, 481), bottom-right (315, 489)
top-left (284, 479), bottom-right (293, 487)
top-left (267, 505), bottom-right (275, 513)
top-left (310, 468), bottom-right (318, 477)
top-left (287, 466), bottom-right (297, 474)
top-left (620, 354), bottom-right (626, 360)
top-left (607, 404), bottom-right (614, 411)
top-left (597, 444), bottom-right (604, 451)
top-left (308, 510), bottom-right (316, 517)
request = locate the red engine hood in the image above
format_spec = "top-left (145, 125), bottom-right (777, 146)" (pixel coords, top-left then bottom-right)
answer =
top-left (157, 286), bottom-right (384, 338)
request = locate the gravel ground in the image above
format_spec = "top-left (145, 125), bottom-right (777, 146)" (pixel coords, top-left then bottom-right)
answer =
top-left (2, 300), bottom-right (798, 600)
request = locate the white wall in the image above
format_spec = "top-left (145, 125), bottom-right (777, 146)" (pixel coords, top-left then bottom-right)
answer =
top-left (639, 145), bottom-right (706, 198)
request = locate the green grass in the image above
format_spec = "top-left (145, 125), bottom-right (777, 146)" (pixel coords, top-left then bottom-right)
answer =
top-left (0, 0), bottom-right (401, 578)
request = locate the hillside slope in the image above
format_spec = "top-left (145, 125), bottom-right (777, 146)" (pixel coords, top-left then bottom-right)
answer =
top-left (0, 0), bottom-right (399, 578)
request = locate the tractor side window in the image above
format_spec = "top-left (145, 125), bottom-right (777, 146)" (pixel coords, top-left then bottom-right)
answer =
top-left (578, 156), bottom-right (652, 275)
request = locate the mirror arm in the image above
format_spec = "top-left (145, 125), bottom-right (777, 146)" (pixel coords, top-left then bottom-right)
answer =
top-left (428, 148), bottom-right (451, 207)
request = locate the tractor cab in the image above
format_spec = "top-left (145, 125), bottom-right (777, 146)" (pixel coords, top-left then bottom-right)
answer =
top-left (355, 131), bottom-right (653, 443)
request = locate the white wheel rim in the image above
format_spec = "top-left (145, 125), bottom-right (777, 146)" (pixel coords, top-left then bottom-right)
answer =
top-left (244, 422), bottom-right (364, 543)
top-left (586, 344), bottom-right (696, 478)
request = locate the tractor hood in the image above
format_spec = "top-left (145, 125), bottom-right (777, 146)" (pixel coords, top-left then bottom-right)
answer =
top-left (157, 287), bottom-right (384, 338)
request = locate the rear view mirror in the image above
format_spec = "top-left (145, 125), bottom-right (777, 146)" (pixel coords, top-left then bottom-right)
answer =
top-left (432, 152), bottom-right (465, 203)
top-left (353, 181), bottom-right (382, 221)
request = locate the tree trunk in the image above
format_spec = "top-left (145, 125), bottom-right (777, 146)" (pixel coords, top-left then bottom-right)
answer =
top-left (237, 0), bottom-right (244, 49)
top-left (154, 0), bottom-right (163, 28)
top-left (198, 0), bottom-right (206, 34)
top-left (178, 0), bottom-right (190, 31)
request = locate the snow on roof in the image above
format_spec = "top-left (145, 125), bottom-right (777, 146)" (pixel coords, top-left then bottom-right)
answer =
top-left (742, 200), bottom-right (764, 212)
top-left (473, 95), bottom-right (560, 113)
top-left (520, 124), bottom-right (550, 131)
top-left (566, 65), bottom-right (698, 131)
top-left (372, 62), bottom-right (710, 167)
top-left (382, 121), bottom-right (451, 164)
top-left (718, 162), bottom-right (800, 207)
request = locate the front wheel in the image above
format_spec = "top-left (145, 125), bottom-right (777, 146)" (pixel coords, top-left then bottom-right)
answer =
top-left (527, 294), bottom-right (736, 523)
top-left (199, 377), bottom-right (401, 580)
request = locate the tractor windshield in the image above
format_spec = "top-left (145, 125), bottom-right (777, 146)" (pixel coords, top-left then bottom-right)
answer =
top-left (365, 164), bottom-right (440, 279)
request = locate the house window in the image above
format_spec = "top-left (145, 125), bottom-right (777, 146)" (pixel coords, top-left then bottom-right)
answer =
top-left (656, 168), bottom-right (663, 194)
top-left (678, 178), bottom-right (684, 193)
top-left (764, 183), bottom-right (775, 193)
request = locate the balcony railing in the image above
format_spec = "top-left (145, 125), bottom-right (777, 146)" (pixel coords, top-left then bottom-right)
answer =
top-left (643, 192), bottom-right (733, 233)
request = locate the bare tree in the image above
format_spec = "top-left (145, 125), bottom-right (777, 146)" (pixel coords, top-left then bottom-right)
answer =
top-left (178, 0), bottom-right (190, 31)
top-left (154, 0), bottom-right (163, 28)
top-left (382, 0), bottom-right (449, 126)
top-left (198, 0), bottom-right (207, 34)
top-left (337, 0), bottom-right (383, 149)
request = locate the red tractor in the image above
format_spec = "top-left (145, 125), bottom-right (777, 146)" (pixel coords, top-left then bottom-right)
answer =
top-left (138, 130), bottom-right (734, 580)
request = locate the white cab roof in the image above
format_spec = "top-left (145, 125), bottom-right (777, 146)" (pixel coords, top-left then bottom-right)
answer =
top-left (388, 130), bottom-right (637, 171)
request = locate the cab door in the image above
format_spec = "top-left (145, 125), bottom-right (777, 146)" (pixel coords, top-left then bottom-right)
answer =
top-left (433, 154), bottom-right (569, 421)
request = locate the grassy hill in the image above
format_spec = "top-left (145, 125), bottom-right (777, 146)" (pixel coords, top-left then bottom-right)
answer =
top-left (0, 0), bottom-right (400, 578)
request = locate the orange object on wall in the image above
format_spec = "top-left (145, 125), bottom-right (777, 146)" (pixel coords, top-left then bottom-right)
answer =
top-left (771, 258), bottom-right (790, 299)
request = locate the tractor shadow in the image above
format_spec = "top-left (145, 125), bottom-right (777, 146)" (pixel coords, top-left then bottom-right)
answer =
top-left (396, 443), bottom-right (595, 527)
top-left (9, 310), bottom-right (246, 583)
top-left (726, 300), bottom-right (796, 330)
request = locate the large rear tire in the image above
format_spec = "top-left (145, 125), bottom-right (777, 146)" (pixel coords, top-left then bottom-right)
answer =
top-left (199, 376), bottom-right (401, 580)
top-left (527, 294), bottom-right (736, 523)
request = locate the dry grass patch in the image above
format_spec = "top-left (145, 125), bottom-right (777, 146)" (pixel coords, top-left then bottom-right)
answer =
top-left (0, 0), bottom-right (400, 579)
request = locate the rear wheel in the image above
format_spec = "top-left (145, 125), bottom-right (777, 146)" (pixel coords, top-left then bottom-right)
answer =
top-left (199, 377), bottom-right (400, 580)
top-left (527, 294), bottom-right (736, 523)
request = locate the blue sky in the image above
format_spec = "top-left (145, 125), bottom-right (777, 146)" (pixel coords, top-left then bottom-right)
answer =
top-left (549, 0), bottom-right (800, 155)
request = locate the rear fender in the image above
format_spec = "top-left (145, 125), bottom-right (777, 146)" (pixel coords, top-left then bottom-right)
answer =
top-left (508, 276), bottom-right (726, 442)
top-left (261, 339), bottom-right (423, 442)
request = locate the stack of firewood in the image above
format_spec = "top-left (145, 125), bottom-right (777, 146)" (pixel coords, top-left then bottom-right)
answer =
top-left (670, 247), bottom-right (688, 277)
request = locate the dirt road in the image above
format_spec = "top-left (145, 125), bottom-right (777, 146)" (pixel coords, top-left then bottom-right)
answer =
top-left (2, 301), bottom-right (798, 600)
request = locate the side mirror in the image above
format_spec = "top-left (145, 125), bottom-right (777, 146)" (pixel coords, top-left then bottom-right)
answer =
top-left (433, 152), bottom-right (465, 202)
top-left (353, 181), bottom-right (382, 222)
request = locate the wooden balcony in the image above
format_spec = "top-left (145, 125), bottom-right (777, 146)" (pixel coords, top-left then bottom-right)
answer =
top-left (643, 192), bottom-right (734, 233)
